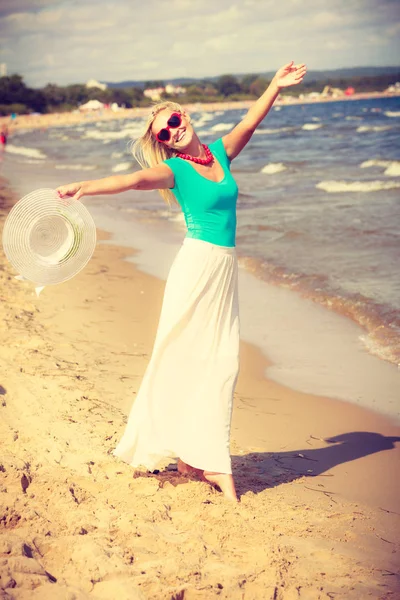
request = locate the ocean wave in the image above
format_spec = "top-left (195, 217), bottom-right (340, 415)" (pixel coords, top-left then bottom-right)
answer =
top-left (5, 144), bottom-right (46, 159)
top-left (260, 162), bottom-right (287, 174)
top-left (191, 113), bottom-right (216, 129)
top-left (254, 126), bottom-right (295, 135)
top-left (121, 207), bottom-right (140, 214)
top-left (167, 212), bottom-right (185, 223)
top-left (360, 159), bottom-right (400, 177)
top-left (84, 125), bottom-right (144, 141)
top-left (196, 129), bottom-right (213, 137)
top-left (316, 180), bottom-right (400, 193)
top-left (198, 112), bottom-right (214, 122)
top-left (112, 162), bottom-right (132, 173)
top-left (384, 111), bottom-right (400, 117)
top-left (302, 123), bottom-right (322, 130)
top-left (19, 159), bottom-right (44, 164)
top-left (55, 164), bottom-right (97, 171)
top-left (211, 123), bottom-right (234, 132)
top-left (239, 255), bottom-right (400, 368)
top-left (356, 125), bottom-right (392, 133)
top-left (384, 163), bottom-right (400, 177)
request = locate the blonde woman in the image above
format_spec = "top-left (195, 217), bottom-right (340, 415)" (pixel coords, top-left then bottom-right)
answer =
top-left (57, 61), bottom-right (307, 501)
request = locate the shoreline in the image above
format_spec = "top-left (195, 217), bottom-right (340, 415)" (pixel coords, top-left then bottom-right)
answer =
top-left (87, 204), bottom-right (400, 424)
top-left (1, 90), bottom-right (399, 132)
top-left (1, 177), bottom-right (400, 598)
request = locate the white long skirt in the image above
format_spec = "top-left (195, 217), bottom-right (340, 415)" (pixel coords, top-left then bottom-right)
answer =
top-left (113, 237), bottom-right (240, 474)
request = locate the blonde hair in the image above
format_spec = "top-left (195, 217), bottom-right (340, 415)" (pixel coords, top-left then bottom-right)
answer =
top-left (131, 101), bottom-right (185, 206)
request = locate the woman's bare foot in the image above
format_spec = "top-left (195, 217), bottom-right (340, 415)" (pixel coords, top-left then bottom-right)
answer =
top-left (203, 471), bottom-right (238, 502)
top-left (177, 459), bottom-right (204, 479)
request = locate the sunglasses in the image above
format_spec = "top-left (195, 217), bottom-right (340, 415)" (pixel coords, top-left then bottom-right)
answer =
top-left (156, 112), bottom-right (182, 143)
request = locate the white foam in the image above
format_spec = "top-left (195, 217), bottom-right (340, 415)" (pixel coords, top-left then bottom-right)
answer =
top-left (111, 151), bottom-right (124, 158)
top-left (384, 111), bottom-right (400, 117)
top-left (168, 212), bottom-right (185, 223)
top-left (112, 162), bottom-right (132, 173)
top-left (196, 129), bottom-right (213, 137)
top-left (55, 164), bottom-right (97, 171)
top-left (198, 112), bottom-right (214, 122)
top-left (302, 123), bottom-right (322, 130)
top-left (84, 124), bottom-right (145, 141)
top-left (360, 159), bottom-right (400, 177)
top-left (260, 162), bottom-right (287, 175)
top-left (384, 162), bottom-right (400, 176)
top-left (15, 159), bottom-right (44, 165)
top-left (316, 180), bottom-right (400, 193)
top-left (211, 123), bottom-right (234, 132)
top-left (254, 126), bottom-right (295, 135)
top-left (191, 113), bottom-right (216, 129)
top-left (345, 116), bottom-right (363, 120)
top-left (356, 125), bottom-right (392, 133)
top-left (5, 144), bottom-right (46, 160)
top-left (360, 159), bottom-right (391, 169)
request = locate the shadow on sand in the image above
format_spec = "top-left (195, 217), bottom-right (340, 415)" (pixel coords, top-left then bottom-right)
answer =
top-left (232, 431), bottom-right (400, 498)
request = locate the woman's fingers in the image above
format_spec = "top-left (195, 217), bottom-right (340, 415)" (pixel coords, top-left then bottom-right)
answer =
top-left (56, 183), bottom-right (81, 198)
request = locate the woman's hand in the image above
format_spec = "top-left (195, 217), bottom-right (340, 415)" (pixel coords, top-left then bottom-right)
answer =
top-left (273, 61), bottom-right (307, 89)
top-left (56, 181), bottom-right (85, 201)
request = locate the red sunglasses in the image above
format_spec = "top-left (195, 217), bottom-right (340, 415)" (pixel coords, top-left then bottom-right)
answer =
top-left (156, 112), bottom-right (182, 143)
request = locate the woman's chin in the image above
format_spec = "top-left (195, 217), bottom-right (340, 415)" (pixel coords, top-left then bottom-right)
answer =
top-left (172, 134), bottom-right (194, 152)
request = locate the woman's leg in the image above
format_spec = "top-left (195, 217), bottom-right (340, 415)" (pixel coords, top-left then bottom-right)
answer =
top-left (177, 458), bottom-right (203, 478)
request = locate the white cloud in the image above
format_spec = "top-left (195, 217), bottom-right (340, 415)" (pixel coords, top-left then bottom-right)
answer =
top-left (0, 0), bottom-right (398, 87)
top-left (204, 33), bottom-right (239, 53)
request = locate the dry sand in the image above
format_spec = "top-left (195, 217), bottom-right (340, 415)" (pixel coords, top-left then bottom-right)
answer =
top-left (0, 180), bottom-right (399, 599)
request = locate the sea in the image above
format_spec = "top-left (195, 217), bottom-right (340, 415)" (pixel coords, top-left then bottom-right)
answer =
top-left (2, 96), bottom-right (400, 421)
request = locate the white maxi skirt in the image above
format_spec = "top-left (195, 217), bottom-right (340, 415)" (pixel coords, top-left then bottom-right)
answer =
top-left (113, 237), bottom-right (240, 474)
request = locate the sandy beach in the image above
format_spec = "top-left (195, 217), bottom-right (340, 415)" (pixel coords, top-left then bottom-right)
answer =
top-left (1, 178), bottom-right (400, 599)
top-left (1, 91), bottom-right (398, 134)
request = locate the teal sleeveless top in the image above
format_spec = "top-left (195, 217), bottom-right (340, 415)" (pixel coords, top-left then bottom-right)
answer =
top-left (164, 138), bottom-right (238, 247)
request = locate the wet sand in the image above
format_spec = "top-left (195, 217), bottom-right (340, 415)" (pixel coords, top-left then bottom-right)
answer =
top-left (0, 179), bottom-right (399, 599)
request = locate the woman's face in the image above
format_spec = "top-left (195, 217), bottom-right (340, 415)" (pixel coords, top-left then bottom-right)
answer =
top-left (151, 110), bottom-right (194, 151)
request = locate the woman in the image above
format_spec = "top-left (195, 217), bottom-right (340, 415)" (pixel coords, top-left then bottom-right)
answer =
top-left (57, 61), bottom-right (307, 501)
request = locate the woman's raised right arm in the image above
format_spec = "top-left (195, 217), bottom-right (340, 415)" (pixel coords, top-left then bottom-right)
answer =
top-left (56, 164), bottom-right (174, 201)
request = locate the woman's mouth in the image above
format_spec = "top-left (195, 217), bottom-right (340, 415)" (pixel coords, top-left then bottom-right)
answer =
top-left (175, 129), bottom-right (186, 143)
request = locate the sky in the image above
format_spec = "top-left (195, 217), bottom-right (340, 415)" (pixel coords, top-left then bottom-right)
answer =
top-left (0, 0), bottom-right (399, 88)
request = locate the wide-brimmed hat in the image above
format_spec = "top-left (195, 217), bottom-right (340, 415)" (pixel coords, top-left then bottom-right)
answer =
top-left (2, 188), bottom-right (96, 286)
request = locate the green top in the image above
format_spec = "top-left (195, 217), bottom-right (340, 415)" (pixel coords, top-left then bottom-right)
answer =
top-left (164, 137), bottom-right (238, 247)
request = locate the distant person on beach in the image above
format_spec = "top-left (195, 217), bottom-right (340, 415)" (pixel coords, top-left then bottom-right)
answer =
top-left (0, 127), bottom-right (8, 149)
top-left (57, 61), bottom-right (307, 501)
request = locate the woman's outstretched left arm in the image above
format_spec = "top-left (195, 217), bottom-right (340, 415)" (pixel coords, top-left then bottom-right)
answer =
top-left (222, 61), bottom-right (307, 160)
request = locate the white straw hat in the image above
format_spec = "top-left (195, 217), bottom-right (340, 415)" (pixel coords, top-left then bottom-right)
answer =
top-left (2, 188), bottom-right (96, 286)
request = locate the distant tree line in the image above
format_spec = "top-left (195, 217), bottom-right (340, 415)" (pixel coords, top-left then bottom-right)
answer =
top-left (0, 71), bottom-right (398, 116)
